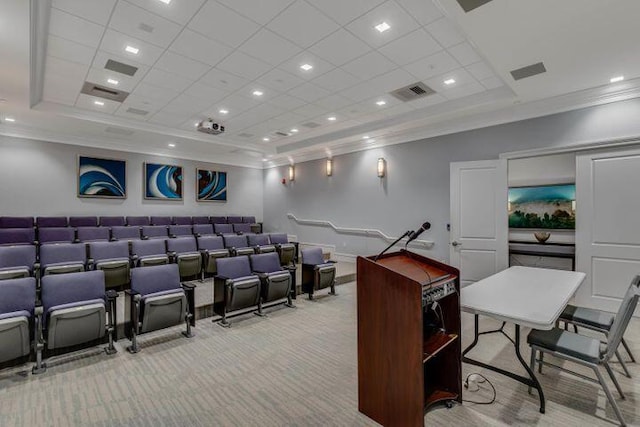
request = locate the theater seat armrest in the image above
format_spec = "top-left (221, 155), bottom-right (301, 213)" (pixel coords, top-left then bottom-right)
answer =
top-left (214, 275), bottom-right (230, 281)
top-left (110, 237), bottom-right (117, 242)
top-left (169, 234), bottom-right (177, 238)
top-left (87, 258), bottom-right (95, 270)
top-left (141, 236), bottom-right (149, 240)
top-left (168, 251), bottom-right (177, 262)
top-left (125, 289), bottom-right (140, 297)
top-left (34, 306), bottom-right (44, 316)
top-left (181, 282), bottom-right (196, 290)
top-left (106, 290), bottom-right (118, 300)
top-left (327, 260), bottom-right (337, 264)
top-left (194, 233), bottom-right (201, 237)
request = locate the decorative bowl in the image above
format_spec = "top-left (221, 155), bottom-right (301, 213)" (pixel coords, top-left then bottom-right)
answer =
top-left (534, 232), bottom-right (551, 243)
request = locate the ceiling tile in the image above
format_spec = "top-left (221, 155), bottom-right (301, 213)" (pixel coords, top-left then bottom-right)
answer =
top-left (312, 68), bottom-right (360, 92)
top-left (395, 0), bottom-right (442, 26)
top-left (188, 0), bottom-right (260, 48)
top-left (342, 51), bottom-right (397, 80)
top-left (335, 103), bottom-right (367, 120)
top-left (199, 68), bottom-right (249, 92)
top-left (253, 68), bottom-right (305, 93)
top-left (368, 68), bottom-right (416, 93)
top-left (99, 29), bottom-right (165, 66)
top-left (314, 94), bottom-right (354, 110)
top-left (308, 29), bottom-right (372, 67)
top-left (148, 110), bottom-right (194, 127)
top-left (441, 81), bottom-right (485, 100)
top-left (108, 2), bottom-right (182, 49)
top-left (480, 76), bottom-right (504, 90)
top-left (406, 93), bottom-right (446, 109)
top-left (425, 17), bottom-right (465, 48)
top-left (403, 50), bottom-right (459, 80)
top-left (155, 51), bottom-right (211, 80)
top-left (217, 0), bottom-right (296, 25)
top-left (269, 94), bottom-right (307, 110)
top-left (75, 93), bottom-right (120, 114)
top-left (267, 1), bottom-right (340, 48)
top-left (340, 81), bottom-right (379, 102)
top-left (238, 29), bottom-right (302, 66)
top-left (47, 35), bottom-right (96, 66)
top-left (448, 42), bottom-right (482, 66)
top-left (183, 82), bottom-right (230, 103)
top-left (216, 93), bottom-right (262, 115)
top-left (294, 103), bottom-right (328, 118)
top-left (86, 67), bottom-right (140, 92)
top-left (169, 29), bottom-right (232, 67)
top-left (216, 51), bottom-right (272, 81)
top-left (425, 68), bottom-right (477, 93)
top-left (45, 55), bottom-right (90, 81)
top-left (165, 94), bottom-right (213, 114)
top-left (52, 0), bottom-right (116, 26)
top-left (380, 102), bottom-right (416, 117)
top-left (280, 51), bottom-right (334, 81)
top-left (346, 0), bottom-right (419, 49)
top-left (378, 29), bottom-right (442, 66)
top-left (114, 101), bottom-right (159, 121)
top-left (91, 50), bottom-right (150, 80)
top-left (121, 93), bottom-right (169, 112)
top-left (142, 68), bottom-right (194, 92)
top-left (125, 0), bottom-right (206, 25)
top-left (42, 72), bottom-right (83, 105)
top-left (270, 111), bottom-right (307, 128)
top-left (132, 82), bottom-right (180, 103)
top-left (244, 103), bottom-right (287, 123)
top-left (466, 61), bottom-right (495, 81)
top-left (48, 8), bottom-right (105, 48)
top-left (288, 82), bottom-right (331, 103)
top-left (306, 0), bottom-right (385, 26)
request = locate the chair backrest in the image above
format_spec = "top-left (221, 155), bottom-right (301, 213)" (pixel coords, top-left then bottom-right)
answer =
top-left (242, 216), bottom-right (256, 224)
top-left (0, 217), bottom-right (34, 228)
top-left (39, 227), bottom-right (75, 244)
top-left (0, 228), bottom-right (35, 246)
top-left (41, 270), bottom-right (105, 315)
top-left (89, 241), bottom-right (129, 262)
top-left (166, 236), bottom-right (197, 254)
top-left (197, 235), bottom-right (224, 250)
top-left (69, 216), bottom-right (98, 227)
top-left (126, 216), bottom-right (150, 226)
top-left (233, 223), bottom-right (252, 234)
top-left (604, 275), bottom-right (640, 360)
top-left (250, 252), bottom-right (281, 274)
top-left (0, 277), bottom-right (36, 316)
top-left (36, 216), bottom-right (68, 228)
top-left (210, 216), bottom-right (227, 224)
top-left (193, 224), bottom-right (214, 236)
top-left (172, 216), bottom-right (192, 225)
top-left (227, 216), bottom-right (242, 224)
top-left (301, 247), bottom-right (324, 265)
top-left (40, 243), bottom-right (86, 267)
top-left (111, 226), bottom-right (141, 240)
top-left (248, 234), bottom-right (270, 246)
top-left (142, 225), bottom-right (168, 239)
top-left (150, 216), bottom-right (172, 226)
top-left (132, 239), bottom-right (167, 257)
top-left (77, 227), bottom-right (110, 242)
top-left (169, 225), bottom-right (192, 237)
top-left (192, 216), bottom-right (209, 225)
top-left (130, 263), bottom-right (180, 297)
top-left (0, 245), bottom-right (36, 271)
top-left (269, 233), bottom-right (289, 244)
top-left (99, 216), bottom-right (126, 227)
top-left (214, 223), bottom-right (233, 234)
top-left (217, 256), bottom-right (252, 279)
top-left (223, 235), bottom-right (248, 249)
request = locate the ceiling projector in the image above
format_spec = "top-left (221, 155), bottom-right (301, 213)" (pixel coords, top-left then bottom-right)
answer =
top-left (197, 119), bottom-right (225, 135)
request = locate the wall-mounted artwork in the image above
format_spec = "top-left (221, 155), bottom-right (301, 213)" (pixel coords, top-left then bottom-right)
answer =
top-left (197, 169), bottom-right (227, 202)
top-left (78, 156), bottom-right (126, 199)
top-left (508, 184), bottom-right (576, 229)
top-left (144, 163), bottom-right (183, 200)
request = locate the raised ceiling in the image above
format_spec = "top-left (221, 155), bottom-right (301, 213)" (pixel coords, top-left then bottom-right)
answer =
top-left (1, 0), bottom-right (640, 167)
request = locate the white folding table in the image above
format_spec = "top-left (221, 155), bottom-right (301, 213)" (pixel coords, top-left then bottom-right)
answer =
top-left (461, 266), bottom-right (586, 413)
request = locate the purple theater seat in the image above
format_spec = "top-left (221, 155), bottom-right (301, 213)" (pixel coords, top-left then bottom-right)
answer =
top-left (0, 228), bottom-right (36, 246)
top-left (193, 224), bottom-right (214, 236)
top-left (88, 241), bottom-right (130, 288)
top-left (166, 237), bottom-right (201, 279)
top-left (38, 227), bottom-right (75, 244)
top-left (192, 216), bottom-right (209, 225)
top-left (131, 239), bottom-right (169, 267)
top-left (227, 216), bottom-right (242, 225)
top-left (100, 216), bottom-right (126, 227)
top-left (126, 216), bottom-right (150, 226)
top-left (77, 227), bottom-right (110, 242)
top-left (0, 217), bottom-right (34, 228)
top-left (0, 276), bottom-right (36, 362)
top-left (169, 225), bottom-right (192, 237)
top-left (36, 217), bottom-right (68, 228)
top-left (0, 245), bottom-right (37, 279)
top-left (142, 225), bottom-right (168, 239)
top-left (209, 216), bottom-right (227, 224)
top-left (150, 216), bottom-right (171, 226)
top-left (111, 226), bottom-right (141, 241)
top-left (69, 216), bottom-right (98, 227)
top-left (39, 243), bottom-right (86, 275)
top-left (242, 216), bottom-right (256, 224)
top-left (172, 216), bottom-right (192, 225)
top-left (233, 223), bottom-right (253, 234)
top-left (214, 223), bottom-right (233, 234)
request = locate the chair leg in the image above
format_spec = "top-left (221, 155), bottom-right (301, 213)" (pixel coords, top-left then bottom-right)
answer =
top-left (329, 281), bottom-right (337, 296)
top-left (594, 366), bottom-right (626, 426)
top-left (621, 338), bottom-right (636, 363)
top-left (219, 309), bottom-right (231, 328)
top-left (604, 361), bottom-right (625, 400)
top-left (573, 324), bottom-right (578, 333)
top-left (254, 298), bottom-right (266, 317)
top-left (127, 326), bottom-right (139, 353)
top-left (182, 311), bottom-right (194, 338)
top-left (538, 352), bottom-right (544, 374)
top-left (615, 349), bottom-right (631, 378)
top-left (528, 348), bottom-right (536, 394)
top-left (32, 342), bottom-right (46, 374)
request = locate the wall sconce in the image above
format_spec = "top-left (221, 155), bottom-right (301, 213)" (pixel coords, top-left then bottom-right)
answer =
top-left (326, 158), bottom-right (333, 176)
top-left (377, 157), bottom-right (386, 178)
top-left (288, 164), bottom-right (295, 181)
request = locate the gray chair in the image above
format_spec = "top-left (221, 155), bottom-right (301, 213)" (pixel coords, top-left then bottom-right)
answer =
top-left (172, 216), bottom-right (192, 225)
top-left (150, 216), bottom-right (172, 226)
top-left (232, 223), bottom-right (253, 234)
top-left (33, 270), bottom-right (117, 374)
top-left (0, 277), bottom-right (36, 364)
top-left (111, 226), bottom-right (141, 241)
top-left (141, 225), bottom-right (168, 240)
top-left (214, 223), bottom-right (233, 235)
top-left (166, 237), bottom-right (202, 280)
top-left (301, 247), bottom-right (336, 300)
top-left (527, 275), bottom-right (640, 427)
top-left (0, 228), bottom-right (36, 246)
top-left (169, 225), bottom-right (192, 238)
top-left (197, 235), bottom-right (229, 278)
top-left (250, 252), bottom-right (294, 309)
top-left (69, 216), bottom-right (98, 228)
top-left (248, 234), bottom-right (276, 254)
top-left (77, 227), bottom-right (110, 243)
top-left (131, 239), bottom-right (169, 267)
top-left (0, 217), bottom-right (34, 228)
top-left (88, 241), bottom-right (131, 289)
top-left (193, 224), bottom-right (214, 236)
top-left (99, 216), bottom-right (126, 227)
top-left (214, 256), bottom-right (261, 327)
top-left (38, 227), bottom-right (76, 244)
top-left (269, 233), bottom-right (296, 266)
top-left (223, 235), bottom-right (254, 256)
top-left (0, 245), bottom-right (37, 280)
top-left (125, 264), bottom-right (194, 353)
top-left (40, 243), bottom-right (86, 276)
top-left (126, 216), bottom-right (150, 226)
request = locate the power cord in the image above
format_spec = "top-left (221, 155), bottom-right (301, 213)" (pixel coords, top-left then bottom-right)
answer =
top-left (462, 373), bottom-right (496, 405)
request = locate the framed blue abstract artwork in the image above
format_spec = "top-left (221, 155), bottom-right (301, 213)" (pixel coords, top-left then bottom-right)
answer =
top-left (508, 184), bottom-right (576, 229)
top-left (197, 169), bottom-right (227, 202)
top-left (144, 163), bottom-right (183, 200)
top-left (78, 156), bottom-right (126, 199)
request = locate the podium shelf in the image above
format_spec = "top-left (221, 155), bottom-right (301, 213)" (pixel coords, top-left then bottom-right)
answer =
top-left (423, 333), bottom-right (458, 363)
top-left (425, 390), bottom-right (458, 410)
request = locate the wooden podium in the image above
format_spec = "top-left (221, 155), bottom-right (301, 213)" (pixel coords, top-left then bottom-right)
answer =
top-left (357, 250), bottom-right (462, 427)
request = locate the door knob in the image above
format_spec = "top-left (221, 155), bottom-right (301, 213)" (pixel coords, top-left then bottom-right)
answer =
top-left (451, 241), bottom-right (461, 247)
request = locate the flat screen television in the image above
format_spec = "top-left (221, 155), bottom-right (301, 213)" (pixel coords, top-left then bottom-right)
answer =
top-left (508, 184), bottom-right (575, 229)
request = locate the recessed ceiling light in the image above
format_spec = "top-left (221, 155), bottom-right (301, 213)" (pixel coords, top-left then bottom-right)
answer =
top-left (219, 109), bottom-right (229, 114)
top-left (367, 138), bottom-right (375, 143)
top-left (374, 21), bottom-right (391, 33)
top-left (107, 78), bottom-right (119, 85)
top-left (94, 100), bottom-right (105, 106)
top-left (253, 90), bottom-right (264, 96)
top-left (168, 143), bottom-right (176, 147)
top-left (300, 63), bottom-right (313, 71)
top-left (195, 121), bottom-right (199, 127)
top-left (610, 75), bottom-right (624, 83)
top-left (376, 100), bottom-right (386, 106)
top-left (4, 117), bottom-right (15, 122)
top-left (327, 116), bottom-right (336, 121)
top-left (444, 78), bottom-right (456, 85)
top-left (158, 0), bottom-right (171, 4)
top-left (263, 137), bottom-right (270, 142)
top-left (125, 45), bottom-right (139, 54)
top-left (262, 158), bottom-right (267, 162)
top-left (290, 128), bottom-right (298, 133)
top-left (362, 136), bottom-right (370, 139)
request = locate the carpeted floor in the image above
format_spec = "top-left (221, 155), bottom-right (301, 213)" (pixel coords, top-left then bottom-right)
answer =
top-left (0, 281), bottom-right (638, 426)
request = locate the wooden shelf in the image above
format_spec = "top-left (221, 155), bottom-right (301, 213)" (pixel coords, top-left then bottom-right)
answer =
top-left (423, 333), bottom-right (458, 363)
top-left (425, 389), bottom-right (458, 410)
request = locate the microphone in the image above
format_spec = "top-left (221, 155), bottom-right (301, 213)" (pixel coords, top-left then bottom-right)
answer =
top-left (406, 221), bottom-right (431, 244)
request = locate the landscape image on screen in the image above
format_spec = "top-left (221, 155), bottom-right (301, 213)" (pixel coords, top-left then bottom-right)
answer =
top-left (508, 184), bottom-right (575, 229)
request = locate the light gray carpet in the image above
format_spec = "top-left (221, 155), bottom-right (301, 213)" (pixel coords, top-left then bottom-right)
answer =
top-left (0, 282), bottom-right (638, 426)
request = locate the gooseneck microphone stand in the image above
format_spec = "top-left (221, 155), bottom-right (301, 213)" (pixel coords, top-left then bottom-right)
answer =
top-left (374, 230), bottom-right (412, 262)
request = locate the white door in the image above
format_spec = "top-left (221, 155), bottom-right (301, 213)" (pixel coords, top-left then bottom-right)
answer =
top-left (576, 147), bottom-right (640, 315)
top-left (450, 160), bottom-right (508, 287)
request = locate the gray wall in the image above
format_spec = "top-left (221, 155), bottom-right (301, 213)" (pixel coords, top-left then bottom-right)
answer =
top-left (263, 97), bottom-right (640, 262)
top-left (0, 135), bottom-right (263, 219)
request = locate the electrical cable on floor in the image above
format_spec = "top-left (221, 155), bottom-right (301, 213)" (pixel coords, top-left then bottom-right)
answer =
top-left (462, 373), bottom-right (497, 405)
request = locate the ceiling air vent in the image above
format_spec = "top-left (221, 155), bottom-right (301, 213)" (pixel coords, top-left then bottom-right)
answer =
top-left (126, 107), bottom-right (149, 116)
top-left (81, 82), bottom-right (129, 102)
top-left (104, 59), bottom-right (138, 77)
top-left (275, 131), bottom-right (289, 137)
top-left (138, 23), bottom-right (154, 33)
top-left (238, 132), bottom-right (254, 138)
top-left (456, 0), bottom-right (493, 12)
top-left (105, 127), bottom-right (134, 136)
top-left (510, 62), bottom-right (546, 81)
top-left (390, 82), bottom-right (436, 102)
top-left (302, 122), bottom-right (321, 128)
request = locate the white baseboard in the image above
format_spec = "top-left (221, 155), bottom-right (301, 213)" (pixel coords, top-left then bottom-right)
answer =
top-left (334, 252), bottom-right (358, 263)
